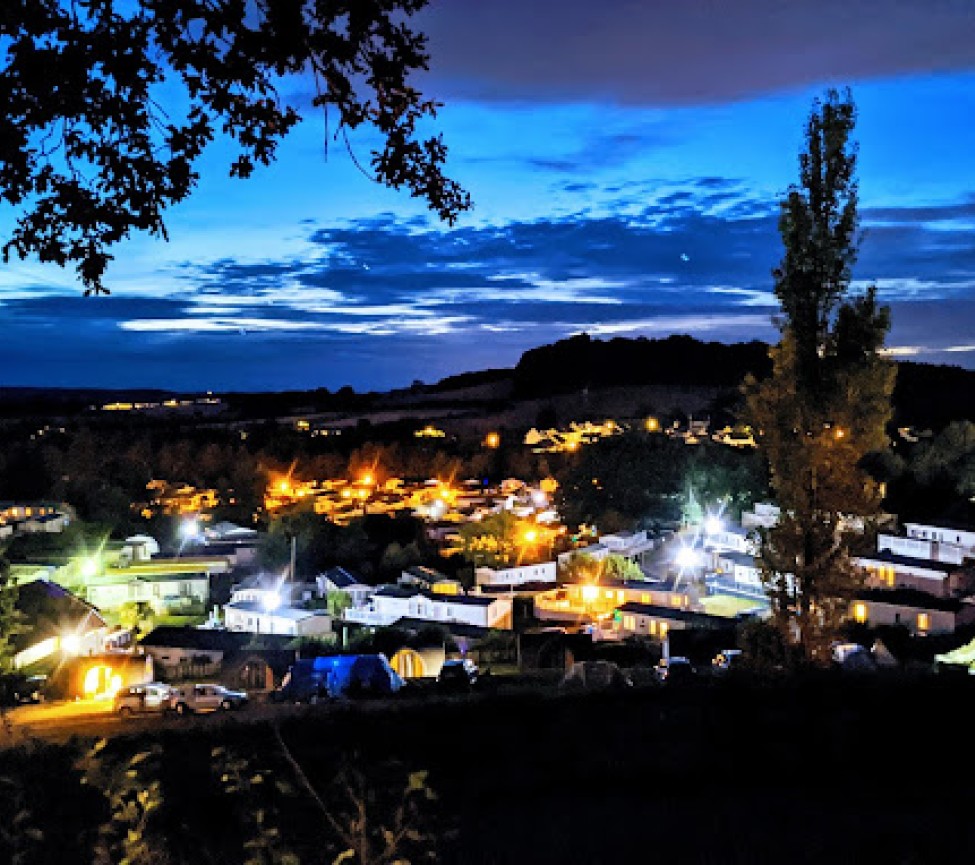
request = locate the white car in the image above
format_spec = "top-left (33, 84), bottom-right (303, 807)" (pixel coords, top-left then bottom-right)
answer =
top-left (169, 683), bottom-right (248, 715)
top-left (114, 683), bottom-right (174, 716)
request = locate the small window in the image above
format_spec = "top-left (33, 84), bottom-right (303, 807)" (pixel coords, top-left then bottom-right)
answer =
top-left (917, 613), bottom-right (930, 633)
top-left (623, 615), bottom-right (635, 630)
top-left (641, 593), bottom-right (650, 604)
top-left (853, 602), bottom-right (867, 624)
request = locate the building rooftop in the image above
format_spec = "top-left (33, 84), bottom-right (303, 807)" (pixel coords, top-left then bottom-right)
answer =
top-left (320, 566), bottom-right (369, 589)
top-left (616, 602), bottom-right (728, 627)
top-left (14, 579), bottom-right (107, 651)
top-left (854, 587), bottom-right (971, 613)
top-left (140, 625), bottom-right (295, 652)
top-left (224, 600), bottom-right (329, 621)
top-left (716, 550), bottom-right (760, 568)
top-left (373, 585), bottom-right (499, 606)
top-left (855, 550), bottom-right (961, 574)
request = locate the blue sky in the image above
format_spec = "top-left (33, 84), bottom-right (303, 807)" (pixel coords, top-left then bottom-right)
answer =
top-left (2, 0), bottom-right (975, 391)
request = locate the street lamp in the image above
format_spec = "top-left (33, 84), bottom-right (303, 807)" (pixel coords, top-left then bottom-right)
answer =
top-left (675, 545), bottom-right (701, 570)
top-left (581, 583), bottom-right (599, 620)
top-left (181, 517), bottom-right (201, 541)
top-left (704, 515), bottom-right (723, 537)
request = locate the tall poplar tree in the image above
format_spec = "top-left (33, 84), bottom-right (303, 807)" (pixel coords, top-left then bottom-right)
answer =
top-left (745, 90), bottom-right (895, 662)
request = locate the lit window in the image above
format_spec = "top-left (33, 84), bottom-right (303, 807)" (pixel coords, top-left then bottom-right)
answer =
top-left (623, 615), bottom-right (635, 630)
top-left (649, 620), bottom-right (657, 636)
top-left (604, 590), bottom-right (614, 600)
top-left (917, 613), bottom-right (930, 633)
top-left (853, 602), bottom-right (867, 624)
top-left (660, 622), bottom-right (669, 637)
top-left (616, 591), bottom-right (624, 602)
top-left (641, 593), bottom-right (650, 604)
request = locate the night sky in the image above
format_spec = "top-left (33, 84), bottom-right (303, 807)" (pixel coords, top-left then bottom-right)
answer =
top-left (3, 0), bottom-right (975, 392)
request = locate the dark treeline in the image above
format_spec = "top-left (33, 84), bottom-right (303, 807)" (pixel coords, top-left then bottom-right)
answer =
top-left (892, 361), bottom-right (975, 430)
top-left (512, 333), bottom-right (774, 398)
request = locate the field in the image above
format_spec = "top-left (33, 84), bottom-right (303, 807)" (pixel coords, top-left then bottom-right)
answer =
top-left (3, 673), bottom-right (975, 864)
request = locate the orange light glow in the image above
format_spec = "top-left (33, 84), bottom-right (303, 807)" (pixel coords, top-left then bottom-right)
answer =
top-left (485, 432), bottom-right (500, 448)
top-left (83, 665), bottom-right (124, 699)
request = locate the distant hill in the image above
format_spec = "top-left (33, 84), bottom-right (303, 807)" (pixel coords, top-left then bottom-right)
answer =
top-left (511, 333), bottom-right (773, 398)
top-left (416, 334), bottom-right (975, 431)
top-left (3, 335), bottom-right (975, 430)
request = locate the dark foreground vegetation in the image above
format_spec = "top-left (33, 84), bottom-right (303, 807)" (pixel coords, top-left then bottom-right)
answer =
top-left (3, 675), bottom-right (975, 864)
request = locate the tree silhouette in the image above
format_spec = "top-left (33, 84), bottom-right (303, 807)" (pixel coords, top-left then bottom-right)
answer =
top-left (1, 0), bottom-right (470, 293)
top-left (745, 90), bottom-right (895, 662)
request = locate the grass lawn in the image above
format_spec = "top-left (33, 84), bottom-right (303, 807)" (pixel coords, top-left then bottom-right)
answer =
top-left (698, 593), bottom-right (768, 618)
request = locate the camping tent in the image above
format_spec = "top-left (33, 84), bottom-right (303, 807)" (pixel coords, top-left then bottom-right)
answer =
top-left (934, 637), bottom-right (975, 670)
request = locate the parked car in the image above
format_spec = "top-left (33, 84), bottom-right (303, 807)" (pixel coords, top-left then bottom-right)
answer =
top-left (655, 656), bottom-right (696, 685)
top-left (114, 683), bottom-right (174, 716)
top-left (436, 658), bottom-right (479, 692)
top-left (169, 683), bottom-right (248, 715)
top-left (0, 673), bottom-right (47, 707)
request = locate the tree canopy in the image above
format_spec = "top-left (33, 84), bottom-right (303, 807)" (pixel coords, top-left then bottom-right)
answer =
top-left (1, 0), bottom-right (470, 293)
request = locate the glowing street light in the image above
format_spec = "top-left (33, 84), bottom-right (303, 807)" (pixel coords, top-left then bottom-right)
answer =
top-left (675, 545), bottom-right (702, 571)
top-left (581, 584), bottom-right (599, 603)
top-left (704, 515), bottom-right (723, 536)
top-left (263, 591), bottom-right (282, 613)
top-left (79, 557), bottom-right (99, 580)
top-left (523, 529), bottom-right (538, 544)
top-left (61, 633), bottom-right (81, 655)
top-left (181, 517), bottom-right (201, 541)
top-left (484, 432), bottom-right (500, 449)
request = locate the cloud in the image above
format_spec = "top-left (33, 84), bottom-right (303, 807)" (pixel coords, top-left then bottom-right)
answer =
top-left (420, 0), bottom-right (975, 105)
top-left (119, 317), bottom-right (330, 333)
top-left (3, 181), bottom-right (975, 390)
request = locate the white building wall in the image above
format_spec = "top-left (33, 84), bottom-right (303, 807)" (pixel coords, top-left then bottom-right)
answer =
top-left (223, 604), bottom-right (331, 637)
top-left (345, 592), bottom-right (512, 630)
top-left (877, 533), bottom-right (965, 565)
top-left (904, 523), bottom-right (975, 557)
top-left (476, 562), bottom-right (556, 587)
